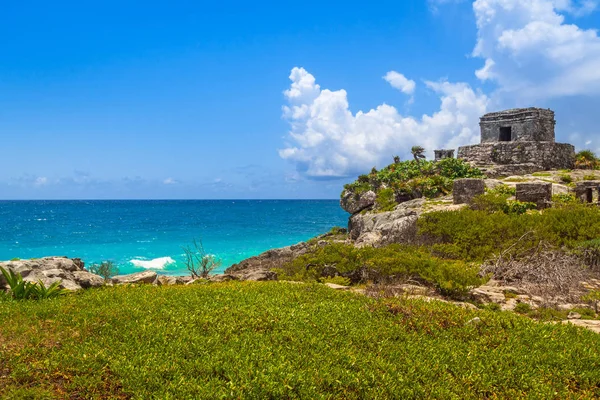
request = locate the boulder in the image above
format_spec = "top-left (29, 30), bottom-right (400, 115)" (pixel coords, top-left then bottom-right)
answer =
top-left (231, 270), bottom-right (277, 281)
top-left (155, 275), bottom-right (188, 286)
top-left (516, 182), bottom-right (552, 209)
top-left (453, 179), bottom-right (485, 205)
top-left (340, 190), bottom-right (377, 214)
top-left (0, 257), bottom-right (105, 291)
top-left (349, 208), bottom-right (419, 247)
top-left (112, 271), bottom-right (157, 285)
top-left (207, 274), bottom-right (238, 282)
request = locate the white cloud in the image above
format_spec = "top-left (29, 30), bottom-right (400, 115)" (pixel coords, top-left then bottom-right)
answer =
top-left (383, 71), bottom-right (416, 96)
top-left (279, 67), bottom-right (487, 179)
top-left (34, 177), bottom-right (48, 187)
top-left (163, 177), bottom-right (178, 185)
top-left (473, 0), bottom-right (600, 99)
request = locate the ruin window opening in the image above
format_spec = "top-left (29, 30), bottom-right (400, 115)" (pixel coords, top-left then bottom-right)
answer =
top-left (499, 126), bottom-right (512, 142)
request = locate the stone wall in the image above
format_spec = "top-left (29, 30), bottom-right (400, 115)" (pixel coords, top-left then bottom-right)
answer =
top-left (480, 108), bottom-right (555, 143)
top-left (457, 142), bottom-right (575, 173)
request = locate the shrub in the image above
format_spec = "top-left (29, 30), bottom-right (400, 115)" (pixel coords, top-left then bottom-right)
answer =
top-left (88, 261), bottom-right (119, 281)
top-left (0, 267), bottom-right (66, 300)
top-left (552, 193), bottom-right (578, 207)
top-left (321, 276), bottom-right (351, 286)
top-left (376, 188), bottom-right (397, 212)
top-left (471, 192), bottom-right (510, 213)
top-left (503, 200), bottom-right (537, 215)
top-left (182, 239), bottom-right (221, 278)
top-left (584, 174), bottom-right (598, 181)
top-left (582, 290), bottom-right (600, 313)
top-left (559, 174), bottom-right (573, 184)
top-left (418, 204), bottom-right (600, 262)
top-left (487, 185), bottom-right (516, 196)
top-left (277, 243), bottom-right (485, 299)
top-left (575, 150), bottom-right (600, 170)
top-left (514, 302), bottom-right (532, 314)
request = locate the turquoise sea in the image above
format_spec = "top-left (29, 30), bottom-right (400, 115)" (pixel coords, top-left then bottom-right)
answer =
top-left (0, 200), bottom-right (348, 275)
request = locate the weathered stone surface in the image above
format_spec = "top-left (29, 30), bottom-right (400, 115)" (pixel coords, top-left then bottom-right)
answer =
top-left (324, 283), bottom-right (350, 290)
top-left (112, 271), bottom-right (157, 285)
top-left (155, 275), bottom-right (188, 286)
top-left (72, 270), bottom-right (105, 288)
top-left (207, 274), bottom-right (238, 282)
top-left (480, 108), bottom-right (555, 143)
top-left (457, 142), bottom-right (575, 174)
top-left (340, 190), bottom-right (377, 214)
top-left (453, 178), bottom-right (485, 205)
top-left (0, 257), bottom-right (104, 291)
top-left (226, 241), bottom-right (311, 274)
top-left (574, 181), bottom-right (600, 203)
top-left (434, 149), bottom-right (455, 161)
top-left (516, 182), bottom-right (552, 209)
top-left (349, 208), bottom-right (419, 247)
top-left (560, 320), bottom-right (600, 334)
top-left (232, 270), bottom-right (277, 281)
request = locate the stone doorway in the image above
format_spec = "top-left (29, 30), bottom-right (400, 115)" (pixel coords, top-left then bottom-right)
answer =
top-left (499, 126), bottom-right (512, 142)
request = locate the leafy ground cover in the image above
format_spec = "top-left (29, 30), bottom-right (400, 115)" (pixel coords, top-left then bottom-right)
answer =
top-left (1, 282), bottom-right (600, 399)
top-left (342, 158), bottom-right (483, 211)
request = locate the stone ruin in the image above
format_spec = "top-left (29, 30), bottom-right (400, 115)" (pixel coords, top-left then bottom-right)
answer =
top-left (457, 108), bottom-right (575, 177)
top-left (574, 181), bottom-right (600, 204)
top-left (434, 149), bottom-right (455, 161)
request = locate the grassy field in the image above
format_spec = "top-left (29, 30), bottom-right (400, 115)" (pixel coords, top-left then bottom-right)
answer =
top-left (1, 282), bottom-right (600, 399)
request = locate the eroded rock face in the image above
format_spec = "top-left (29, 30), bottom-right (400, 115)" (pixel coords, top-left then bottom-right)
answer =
top-left (349, 208), bottom-right (419, 247)
top-left (340, 190), bottom-right (377, 214)
top-left (0, 257), bottom-right (104, 291)
top-left (516, 182), bottom-right (552, 209)
top-left (453, 178), bottom-right (485, 205)
top-left (112, 271), bottom-right (157, 285)
top-left (225, 241), bottom-right (312, 275)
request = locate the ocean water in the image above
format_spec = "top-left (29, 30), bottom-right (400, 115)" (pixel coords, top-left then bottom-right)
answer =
top-left (0, 200), bottom-right (348, 275)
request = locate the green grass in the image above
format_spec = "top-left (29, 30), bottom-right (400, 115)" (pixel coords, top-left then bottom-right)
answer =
top-left (1, 283), bottom-right (600, 399)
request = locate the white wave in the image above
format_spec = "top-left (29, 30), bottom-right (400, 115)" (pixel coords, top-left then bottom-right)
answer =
top-left (130, 256), bottom-right (175, 270)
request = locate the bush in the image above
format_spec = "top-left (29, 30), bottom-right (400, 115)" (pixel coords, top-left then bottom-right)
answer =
top-left (276, 243), bottom-right (486, 299)
top-left (88, 261), bottom-right (119, 281)
top-left (575, 150), bottom-right (600, 170)
top-left (487, 185), bottom-right (516, 196)
top-left (503, 200), bottom-right (537, 215)
top-left (552, 193), bottom-right (578, 207)
top-left (471, 192), bottom-right (510, 213)
top-left (182, 239), bottom-right (221, 278)
top-left (0, 267), bottom-right (66, 300)
top-left (342, 157), bottom-right (483, 207)
top-left (559, 174), bottom-right (573, 184)
top-left (375, 188), bottom-right (397, 212)
top-left (514, 302), bottom-right (532, 314)
top-left (418, 204), bottom-right (600, 262)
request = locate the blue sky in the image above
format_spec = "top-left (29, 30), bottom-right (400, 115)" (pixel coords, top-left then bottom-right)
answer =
top-left (2, 0), bottom-right (600, 199)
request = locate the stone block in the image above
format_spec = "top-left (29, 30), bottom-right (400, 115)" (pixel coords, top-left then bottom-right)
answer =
top-left (453, 179), bottom-right (485, 205)
top-left (515, 182), bottom-right (552, 209)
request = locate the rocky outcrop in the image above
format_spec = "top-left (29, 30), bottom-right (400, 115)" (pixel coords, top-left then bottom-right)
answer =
top-left (453, 179), bottom-right (485, 205)
top-left (340, 190), bottom-right (376, 214)
top-left (348, 198), bottom-right (425, 247)
top-left (225, 241), bottom-right (312, 276)
top-left (0, 257), bottom-right (104, 291)
top-left (516, 182), bottom-right (552, 209)
top-left (112, 271), bottom-right (157, 285)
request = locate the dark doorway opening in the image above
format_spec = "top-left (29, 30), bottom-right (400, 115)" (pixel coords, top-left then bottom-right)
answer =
top-left (499, 127), bottom-right (512, 141)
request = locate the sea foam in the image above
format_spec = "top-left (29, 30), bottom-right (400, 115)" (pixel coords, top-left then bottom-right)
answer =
top-left (130, 256), bottom-right (175, 270)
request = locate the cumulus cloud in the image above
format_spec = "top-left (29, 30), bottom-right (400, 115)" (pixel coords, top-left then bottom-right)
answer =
top-left (279, 67), bottom-right (487, 179)
top-left (383, 71), bottom-right (416, 96)
top-left (473, 0), bottom-right (600, 99)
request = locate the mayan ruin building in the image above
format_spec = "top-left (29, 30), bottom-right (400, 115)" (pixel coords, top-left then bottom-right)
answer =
top-left (457, 108), bottom-right (575, 176)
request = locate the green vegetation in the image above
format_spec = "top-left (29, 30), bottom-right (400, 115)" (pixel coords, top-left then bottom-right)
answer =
top-left (343, 157), bottom-right (484, 209)
top-left (514, 302), bottom-right (532, 314)
top-left (418, 204), bottom-right (600, 262)
top-left (88, 261), bottom-right (119, 281)
top-left (575, 150), bottom-right (600, 170)
top-left (532, 172), bottom-right (551, 177)
top-left (1, 282), bottom-right (600, 399)
top-left (275, 243), bottom-right (485, 299)
top-left (559, 173), bottom-right (573, 183)
top-left (584, 173), bottom-right (598, 181)
top-left (0, 267), bottom-right (65, 301)
top-left (471, 191), bottom-right (536, 215)
top-left (582, 290), bottom-right (600, 313)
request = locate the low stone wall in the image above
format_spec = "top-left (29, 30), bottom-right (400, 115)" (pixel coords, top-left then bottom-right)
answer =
top-left (457, 142), bottom-right (575, 174)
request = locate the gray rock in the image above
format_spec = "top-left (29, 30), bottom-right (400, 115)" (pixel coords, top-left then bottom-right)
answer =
top-left (231, 270), bottom-right (277, 281)
top-left (349, 208), bottom-right (419, 246)
top-left (207, 274), bottom-right (238, 282)
top-left (516, 182), bottom-right (552, 209)
top-left (453, 179), bottom-right (485, 205)
top-left (466, 317), bottom-right (482, 325)
top-left (154, 275), bottom-right (188, 286)
top-left (324, 283), bottom-right (350, 290)
top-left (567, 311), bottom-right (582, 320)
top-left (72, 270), bottom-right (105, 288)
top-left (340, 190), bottom-right (377, 214)
top-left (0, 257), bottom-right (104, 291)
top-left (112, 271), bottom-right (157, 285)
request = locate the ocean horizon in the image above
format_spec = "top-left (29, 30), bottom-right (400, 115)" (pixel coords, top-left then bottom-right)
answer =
top-left (0, 200), bottom-right (349, 276)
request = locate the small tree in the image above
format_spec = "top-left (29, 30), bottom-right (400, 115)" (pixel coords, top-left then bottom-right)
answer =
top-left (393, 155), bottom-right (401, 164)
top-left (411, 146), bottom-right (426, 163)
top-left (182, 239), bottom-right (221, 279)
top-left (575, 150), bottom-right (600, 170)
top-left (89, 261), bottom-right (119, 281)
